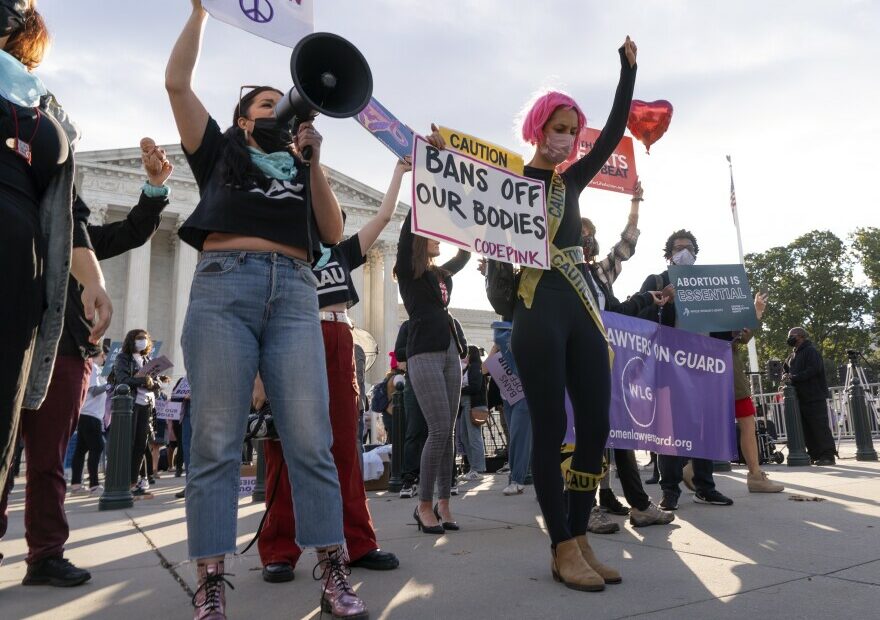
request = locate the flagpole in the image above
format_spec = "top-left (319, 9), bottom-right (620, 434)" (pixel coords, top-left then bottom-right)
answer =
top-left (727, 155), bottom-right (760, 374)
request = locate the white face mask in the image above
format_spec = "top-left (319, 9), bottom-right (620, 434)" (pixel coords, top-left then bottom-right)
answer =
top-left (671, 249), bottom-right (696, 266)
top-left (135, 339), bottom-right (148, 352)
top-left (540, 133), bottom-right (575, 164)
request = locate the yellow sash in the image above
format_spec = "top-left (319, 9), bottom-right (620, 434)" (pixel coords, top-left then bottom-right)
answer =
top-left (517, 173), bottom-right (613, 364)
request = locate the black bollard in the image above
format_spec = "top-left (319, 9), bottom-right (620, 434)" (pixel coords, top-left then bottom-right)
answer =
top-left (387, 383), bottom-right (406, 493)
top-left (782, 383), bottom-right (811, 466)
top-left (252, 439), bottom-right (266, 502)
top-left (99, 385), bottom-right (134, 510)
top-left (847, 366), bottom-right (878, 462)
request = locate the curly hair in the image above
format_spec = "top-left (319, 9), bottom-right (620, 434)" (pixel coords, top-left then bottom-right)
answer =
top-left (122, 328), bottom-right (152, 356)
top-left (663, 229), bottom-right (699, 259)
top-left (4, 1), bottom-right (50, 70)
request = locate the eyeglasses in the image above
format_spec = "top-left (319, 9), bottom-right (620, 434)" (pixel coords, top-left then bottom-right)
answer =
top-left (237, 85), bottom-right (263, 119)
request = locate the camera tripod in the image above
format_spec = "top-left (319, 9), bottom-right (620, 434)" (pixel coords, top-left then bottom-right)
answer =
top-left (836, 353), bottom-right (880, 451)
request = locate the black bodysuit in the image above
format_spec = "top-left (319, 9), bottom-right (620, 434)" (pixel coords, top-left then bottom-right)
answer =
top-left (511, 48), bottom-right (636, 545)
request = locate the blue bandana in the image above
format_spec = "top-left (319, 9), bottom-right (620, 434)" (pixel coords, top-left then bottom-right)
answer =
top-left (0, 49), bottom-right (47, 108)
top-left (315, 244), bottom-right (333, 269)
top-left (247, 147), bottom-right (297, 181)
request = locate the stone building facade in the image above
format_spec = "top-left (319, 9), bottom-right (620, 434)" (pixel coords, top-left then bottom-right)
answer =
top-left (76, 144), bottom-right (498, 383)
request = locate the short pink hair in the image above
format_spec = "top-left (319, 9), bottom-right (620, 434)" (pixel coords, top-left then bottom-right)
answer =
top-left (520, 91), bottom-right (587, 150)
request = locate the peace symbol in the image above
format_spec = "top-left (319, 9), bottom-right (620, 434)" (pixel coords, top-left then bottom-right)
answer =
top-left (239, 0), bottom-right (274, 24)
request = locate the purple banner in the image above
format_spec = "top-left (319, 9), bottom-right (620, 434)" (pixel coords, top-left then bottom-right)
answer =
top-left (603, 312), bottom-right (736, 460)
top-left (355, 97), bottom-right (415, 161)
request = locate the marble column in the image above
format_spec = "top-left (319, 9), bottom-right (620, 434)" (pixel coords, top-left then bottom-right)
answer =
top-left (170, 217), bottom-right (199, 380)
top-left (369, 249), bottom-right (384, 345)
top-left (350, 266), bottom-right (366, 329)
top-left (123, 239), bottom-right (152, 332)
top-left (383, 245), bottom-right (398, 364)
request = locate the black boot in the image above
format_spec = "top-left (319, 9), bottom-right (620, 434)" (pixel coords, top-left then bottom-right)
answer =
top-left (22, 555), bottom-right (91, 587)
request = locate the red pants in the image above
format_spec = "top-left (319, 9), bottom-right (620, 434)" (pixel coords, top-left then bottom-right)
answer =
top-left (0, 355), bottom-right (90, 564)
top-left (258, 322), bottom-right (377, 566)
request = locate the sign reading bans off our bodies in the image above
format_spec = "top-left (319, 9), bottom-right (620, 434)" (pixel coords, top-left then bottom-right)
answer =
top-left (411, 135), bottom-right (549, 269)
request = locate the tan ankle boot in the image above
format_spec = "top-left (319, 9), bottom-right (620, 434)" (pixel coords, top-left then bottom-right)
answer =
top-left (551, 539), bottom-right (605, 591)
top-left (575, 534), bottom-right (622, 584)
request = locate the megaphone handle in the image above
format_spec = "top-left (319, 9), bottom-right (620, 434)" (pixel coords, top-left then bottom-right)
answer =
top-left (302, 145), bottom-right (313, 161)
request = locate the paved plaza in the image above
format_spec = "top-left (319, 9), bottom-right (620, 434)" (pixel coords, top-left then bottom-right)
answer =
top-left (1, 442), bottom-right (878, 619)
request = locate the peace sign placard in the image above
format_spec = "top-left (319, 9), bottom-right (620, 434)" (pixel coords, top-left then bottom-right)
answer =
top-left (203, 0), bottom-right (313, 48)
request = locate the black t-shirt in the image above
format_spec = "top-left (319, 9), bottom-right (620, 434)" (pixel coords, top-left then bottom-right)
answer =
top-left (178, 117), bottom-right (319, 260)
top-left (314, 233), bottom-right (366, 309)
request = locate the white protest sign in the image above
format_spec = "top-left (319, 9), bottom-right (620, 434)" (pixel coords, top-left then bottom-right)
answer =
top-left (136, 355), bottom-right (173, 378)
top-left (239, 476), bottom-right (257, 497)
top-left (411, 135), bottom-right (549, 269)
top-left (484, 352), bottom-right (525, 404)
top-left (172, 377), bottom-right (191, 399)
top-left (203, 0), bottom-right (313, 48)
top-left (155, 400), bottom-right (183, 421)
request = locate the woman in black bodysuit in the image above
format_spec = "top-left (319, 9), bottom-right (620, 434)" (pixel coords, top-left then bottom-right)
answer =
top-left (511, 37), bottom-right (638, 592)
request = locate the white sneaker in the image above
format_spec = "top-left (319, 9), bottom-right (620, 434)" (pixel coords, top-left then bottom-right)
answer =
top-left (68, 485), bottom-right (88, 496)
top-left (496, 463), bottom-right (511, 474)
top-left (462, 470), bottom-right (482, 482)
top-left (89, 485), bottom-right (104, 496)
top-left (450, 484), bottom-right (459, 496)
top-left (399, 482), bottom-right (417, 499)
top-left (502, 483), bottom-right (524, 496)
top-left (137, 477), bottom-right (150, 491)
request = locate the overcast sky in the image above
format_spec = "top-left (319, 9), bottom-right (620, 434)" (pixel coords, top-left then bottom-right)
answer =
top-left (37, 0), bottom-right (879, 311)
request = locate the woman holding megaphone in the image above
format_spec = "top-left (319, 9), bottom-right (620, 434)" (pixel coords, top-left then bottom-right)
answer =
top-left (509, 37), bottom-right (638, 592)
top-left (166, 3), bottom-right (365, 619)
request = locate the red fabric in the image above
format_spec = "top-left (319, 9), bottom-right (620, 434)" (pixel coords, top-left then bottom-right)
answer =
top-left (258, 322), bottom-right (377, 566)
top-left (0, 356), bottom-right (90, 564)
top-left (735, 397), bottom-right (756, 419)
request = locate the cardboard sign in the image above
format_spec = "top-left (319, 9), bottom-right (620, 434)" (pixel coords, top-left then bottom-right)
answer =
top-left (136, 355), bottom-right (173, 378)
top-left (411, 135), bottom-right (549, 269)
top-left (155, 400), bottom-right (183, 421)
top-left (484, 352), bottom-right (525, 404)
top-left (239, 476), bottom-right (257, 497)
top-left (439, 126), bottom-right (524, 174)
top-left (172, 377), bottom-right (191, 399)
top-left (202, 0), bottom-right (313, 48)
top-left (668, 264), bottom-right (759, 333)
top-left (557, 127), bottom-right (638, 195)
top-left (355, 97), bottom-right (415, 161)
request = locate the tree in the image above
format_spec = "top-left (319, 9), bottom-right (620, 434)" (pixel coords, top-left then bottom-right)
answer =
top-left (745, 230), bottom-right (870, 385)
top-left (851, 226), bottom-right (880, 370)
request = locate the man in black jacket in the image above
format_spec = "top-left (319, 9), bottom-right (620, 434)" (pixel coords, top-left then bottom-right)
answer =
top-left (783, 328), bottom-right (836, 464)
top-left (637, 230), bottom-right (734, 510)
top-left (0, 142), bottom-right (171, 587)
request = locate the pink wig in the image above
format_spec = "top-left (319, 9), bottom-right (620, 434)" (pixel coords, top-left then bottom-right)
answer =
top-left (520, 91), bottom-right (587, 151)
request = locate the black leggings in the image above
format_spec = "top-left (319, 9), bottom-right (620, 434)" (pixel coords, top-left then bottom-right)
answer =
top-left (130, 403), bottom-right (152, 484)
top-left (512, 281), bottom-right (611, 545)
top-left (71, 415), bottom-right (105, 488)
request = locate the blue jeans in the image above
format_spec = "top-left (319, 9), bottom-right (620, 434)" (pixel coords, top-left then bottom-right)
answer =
top-left (456, 394), bottom-right (486, 472)
top-left (181, 405), bottom-right (192, 474)
top-left (182, 252), bottom-right (343, 559)
top-left (493, 322), bottom-right (532, 485)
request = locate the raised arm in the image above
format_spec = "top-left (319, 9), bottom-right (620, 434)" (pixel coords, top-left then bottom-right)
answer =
top-left (597, 180), bottom-right (642, 284)
top-left (295, 121), bottom-right (344, 244)
top-left (358, 159), bottom-right (411, 255)
top-left (165, 1), bottom-right (210, 153)
top-left (441, 249), bottom-right (471, 275)
top-left (565, 37), bottom-right (638, 193)
top-left (395, 210), bottom-right (415, 280)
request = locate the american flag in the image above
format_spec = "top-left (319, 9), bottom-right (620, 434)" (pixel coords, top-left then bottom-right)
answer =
top-left (726, 155), bottom-right (738, 225)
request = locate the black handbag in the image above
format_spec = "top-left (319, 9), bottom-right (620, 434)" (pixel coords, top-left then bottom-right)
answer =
top-left (485, 259), bottom-right (518, 318)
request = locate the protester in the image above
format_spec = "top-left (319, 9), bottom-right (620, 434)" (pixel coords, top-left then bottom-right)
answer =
top-left (1, 0), bottom-right (112, 501)
top-left (394, 320), bottom-right (426, 499)
top-left (501, 38), bottom-right (639, 593)
top-left (256, 159), bottom-right (410, 583)
top-left (783, 327), bottom-right (836, 465)
top-left (638, 230), bottom-right (734, 509)
top-left (457, 345), bottom-right (488, 480)
top-left (69, 346), bottom-right (110, 495)
top-left (170, 377), bottom-right (191, 499)
top-left (0, 132), bottom-right (169, 585)
top-left (395, 147), bottom-right (471, 532)
top-left (724, 294), bottom-right (784, 492)
top-left (166, 4), bottom-right (367, 616)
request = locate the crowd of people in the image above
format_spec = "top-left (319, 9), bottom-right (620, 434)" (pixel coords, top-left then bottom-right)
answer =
top-left (0, 2), bottom-right (846, 620)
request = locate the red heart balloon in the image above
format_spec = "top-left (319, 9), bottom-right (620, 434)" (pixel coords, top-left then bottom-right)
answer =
top-left (627, 100), bottom-right (673, 153)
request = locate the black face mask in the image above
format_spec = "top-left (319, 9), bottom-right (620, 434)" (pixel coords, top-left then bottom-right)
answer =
top-left (786, 336), bottom-right (798, 347)
top-left (250, 117), bottom-right (294, 154)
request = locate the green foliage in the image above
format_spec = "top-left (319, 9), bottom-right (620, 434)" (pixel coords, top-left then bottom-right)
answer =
top-left (745, 230), bottom-right (872, 385)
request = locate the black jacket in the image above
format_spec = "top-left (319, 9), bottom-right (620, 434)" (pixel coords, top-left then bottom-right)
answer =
top-left (59, 191), bottom-right (168, 358)
top-left (394, 320), bottom-right (409, 363)
top-left (112, 352), bottom-right (154, 393)
top-left (637, 270), bottom-right (674, 326)
top-left (784, 340), bottom-right (829, 403)
top-left (395, 210), bottom-right (470, 357)
top-left (590, 265), bottom-right (655, 317)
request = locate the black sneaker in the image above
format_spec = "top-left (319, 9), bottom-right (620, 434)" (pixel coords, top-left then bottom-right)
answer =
top-left (262, 562), bottom-right (295, 583)
top-left (694, 489), bottom-right (734, 506)
top-left (175, 489), bottom-right (186, 499)
top-left (399, 482), bottom-right (416, 499)
top-left (659, 492), bottom-right (679, 511)
top-left (814, 458), bottom-right (836, 466)
top-left (22, 556), bottom-right (91, 587)
top-left (599, 489), bottom-right (630, 515)
top-left (348, 549), bottom-right (400, 571)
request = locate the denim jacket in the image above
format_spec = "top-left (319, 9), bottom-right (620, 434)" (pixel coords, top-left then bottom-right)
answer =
top-left (22, 93), bottom-right (80, 409)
